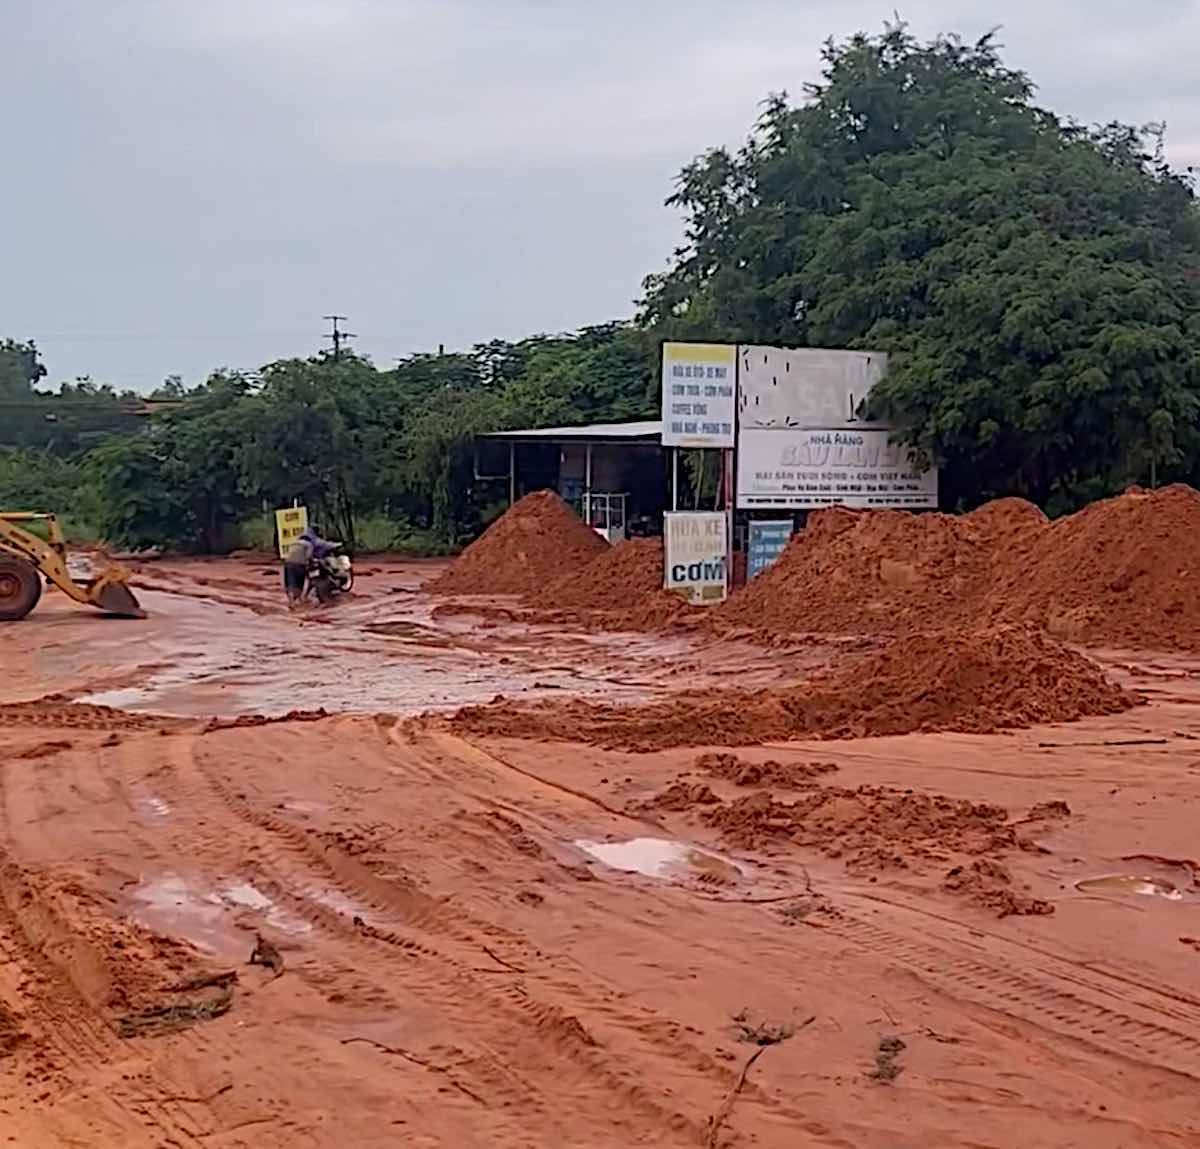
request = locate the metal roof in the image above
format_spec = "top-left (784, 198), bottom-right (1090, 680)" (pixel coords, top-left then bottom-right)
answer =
top-left (479, 420), bottom-right (662, 443)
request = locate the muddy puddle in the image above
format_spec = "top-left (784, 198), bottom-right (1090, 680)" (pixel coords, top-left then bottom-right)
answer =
top-left (576, 837), bottom-right (745, 884)
top-left (137, 795), bottom-right (172, 820)
top-left (1075, 874), bottom-right (1189, 901)
top-left (75, 589), bottom-right (674, 718)
top-left (129, 875), bottom-right (312, 957)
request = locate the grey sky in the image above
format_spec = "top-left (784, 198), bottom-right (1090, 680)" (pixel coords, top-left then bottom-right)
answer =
top-left (3, 0), bottom-right (1197, 392)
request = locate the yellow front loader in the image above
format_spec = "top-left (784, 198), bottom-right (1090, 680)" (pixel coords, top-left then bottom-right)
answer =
top-left (0, 513), bottom-right (145, 621)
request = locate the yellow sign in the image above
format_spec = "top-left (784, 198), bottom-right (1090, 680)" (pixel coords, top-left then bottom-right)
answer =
top-left (660, 342), bottom-right (737, 448)
top-left (274, 505), bottom-right (309, 559)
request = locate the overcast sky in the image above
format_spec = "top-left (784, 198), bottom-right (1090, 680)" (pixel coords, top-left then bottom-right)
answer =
top-left (3, 1), bottom-right (1197, 392)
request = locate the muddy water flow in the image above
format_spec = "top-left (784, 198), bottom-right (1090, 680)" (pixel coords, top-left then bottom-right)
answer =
top-left (70, 586), bottom-right (729, 718)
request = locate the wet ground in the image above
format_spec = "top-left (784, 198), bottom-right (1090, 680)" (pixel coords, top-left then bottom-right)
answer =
top-left (6, 560), bottom-right (789, 717)
top-left (2, 558), bottom-right (1200, 1148)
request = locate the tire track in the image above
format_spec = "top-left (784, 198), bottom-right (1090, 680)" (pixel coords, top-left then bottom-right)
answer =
top-left (822, 912), bottom-right (1200, 1080)
top-left (188, 734), bottom-right (719, 1145)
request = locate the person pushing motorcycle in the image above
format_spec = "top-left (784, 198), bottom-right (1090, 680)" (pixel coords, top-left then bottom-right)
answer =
top-left (283, 526), bottom-right (335, 608)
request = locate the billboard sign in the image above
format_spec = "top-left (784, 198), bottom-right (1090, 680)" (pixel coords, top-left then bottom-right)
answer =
top-left (274, 505), bottom-right (309, 559)
top-left (747, 519), bottom-right (794, 579)
top-left (737, 345), bottom-right (889, 430)
top-left (736, 428), bottom-right (937, 510)
top-left (661, 342), bottom-right (736, 448)
top-left (663, 511), bottom-right (727, 605)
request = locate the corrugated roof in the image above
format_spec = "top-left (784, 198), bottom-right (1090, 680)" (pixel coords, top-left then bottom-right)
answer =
top-left (479, 420), bottom-right (662, 442)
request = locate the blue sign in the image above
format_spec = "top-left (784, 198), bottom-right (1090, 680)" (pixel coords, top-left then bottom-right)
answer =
top-left (747, 519), bottom-right (793, 580)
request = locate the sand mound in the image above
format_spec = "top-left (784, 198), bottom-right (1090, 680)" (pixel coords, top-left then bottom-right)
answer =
top-left (533, 538), bottom-right (663, 612)
top-left (695, 752), bottom-right (839, 789)
top-left (828, 625), bottom-right (1134, 735)
top-left (715, 486), bottom-right (1200, 650)
top-left (430, 490), bottom-right (607, 596)
top-left (714, 499), bottom-right (1046, 639)
top-left (522, 537), bottom-right (702, 631)
top-left (993, 484), bottom-right (1200, 648)
top-left (964, 497), bottom-right (1049, 539)
top-left (639, 758), bottom-right (1063, 914)
top-left (702, 784), bottom-right (1014, 865)
top-left (942, 859), bottom-right (1054, 917)
top-left (450, 625), bottom-right (1136, 750)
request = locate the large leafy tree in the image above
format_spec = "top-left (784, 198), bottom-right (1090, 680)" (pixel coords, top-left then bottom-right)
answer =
top-left (0, 339), bottom-right (46, 397)
top-left (642, 24), bottom-right (1200, 510)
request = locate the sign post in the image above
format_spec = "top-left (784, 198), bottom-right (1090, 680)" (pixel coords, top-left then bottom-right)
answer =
top-left (274, 505), bottom-right (309, 559)
top-left (660, 343), bottom-right (736, 449)
top-left (747, 520), bottom-right (794, 579)
top-left (663, 511), bottom-right (727, 606)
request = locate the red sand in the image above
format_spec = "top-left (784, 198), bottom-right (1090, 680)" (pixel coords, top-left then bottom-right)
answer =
top-left (710, 486), bottom-right (1200, 651)
top-left (514, 537), bottom-right (699, 632)
top-left (534, 538), bottom-right (664, 613)
top-left (712, 498), bottom-right (1048, 639)
top-left (450, 625), bottom-right (1137, 750)
top-left (656, 763), bottom-right (1070, 914)
top-left (437, 486), bottom-right (1200, 652)
top-left (5, 554), bottom-right (1200, 1147)
top-left (430, 490), bottom-right (608, 596)
top-left (992, 484), bottom-right (1200, 648)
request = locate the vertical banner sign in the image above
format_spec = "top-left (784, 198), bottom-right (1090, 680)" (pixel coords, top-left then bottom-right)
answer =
top-left (747, 520), bottom-right (793, 580)
top-left (663, 512), bottom-right (728, 605)
top-left (274, 505), bottom-right (309, 559)
top-left (660, 343), bottom-right (737, 448)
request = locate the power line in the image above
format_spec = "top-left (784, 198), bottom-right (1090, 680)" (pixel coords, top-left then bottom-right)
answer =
top-left (323, 315), bottom-right (356, 361)
top-left (25, 331), bottom-right (319, 343)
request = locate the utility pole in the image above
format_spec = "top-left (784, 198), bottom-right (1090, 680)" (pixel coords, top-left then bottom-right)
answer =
top-left (323, 315), bottom-right (356, 361)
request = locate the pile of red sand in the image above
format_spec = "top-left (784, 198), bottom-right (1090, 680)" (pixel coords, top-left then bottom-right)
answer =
top-left (712, 498), bottom-right (1048, 639)
top-left (712, 485), bottom-right (1200, 651)
top-left (449, 625), bottom-right (1136, 751)
top-left (521, 537), bottom-right (702, 631)
top-left (429, 490), bottom-right (608, 597)
top-left (434, 484), bottom-right (1200, 651)
top-left (533, 538), bottom-right (664, 612)
top-left (637, 755), bottom-right (1068, 915)
top-left (701, 784), bottom-right (1014, 863)
top-left (942, 859), bottom-right (1054, 918)
top-left (695, 752), bottom-right (839, 788)
top-left (990, 484), bottom-right (1200, 649)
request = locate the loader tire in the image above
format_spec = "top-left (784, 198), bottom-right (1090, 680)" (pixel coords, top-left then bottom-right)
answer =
top-left (0, 557), bottom-right (42, 621)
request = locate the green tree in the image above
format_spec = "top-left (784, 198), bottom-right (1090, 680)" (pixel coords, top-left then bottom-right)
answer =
top-left (0, 339), bottom-right (46, 396)
top-left (150, 373), bottom-right (257, 550)
top-left (86, 436), bottom-right (194, 549)
top-left (642, 24), bottom-right (1200, 510)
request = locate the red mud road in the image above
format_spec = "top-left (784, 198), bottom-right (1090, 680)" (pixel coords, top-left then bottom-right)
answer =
top-left (2, 558), bottom-right (1200, 1147)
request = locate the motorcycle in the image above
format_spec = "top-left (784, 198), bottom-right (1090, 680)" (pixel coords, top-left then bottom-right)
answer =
top-left (307, 545), bottom-right (354, 604)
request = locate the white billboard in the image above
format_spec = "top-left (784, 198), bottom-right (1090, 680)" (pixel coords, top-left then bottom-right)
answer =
top-left (736, 428), bottom-right (937, 510)
top-left (663, 511), bottom-right (727, 605)
top-left (660, 342), bottom-right (737, 448)
top-left (738, 346), bottom-right (889, 430)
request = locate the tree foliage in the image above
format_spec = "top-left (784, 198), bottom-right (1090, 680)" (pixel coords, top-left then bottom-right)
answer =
top-left (642, 24), bottom-right (1200, 510)
top-left (0, 338), bottom-right (147, 455)
top-left (4, 326), bottom-right (655, 549)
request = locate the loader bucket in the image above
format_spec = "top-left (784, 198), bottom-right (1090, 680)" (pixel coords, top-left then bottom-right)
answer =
top-left (90, 577), bottom-right (146, 618)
